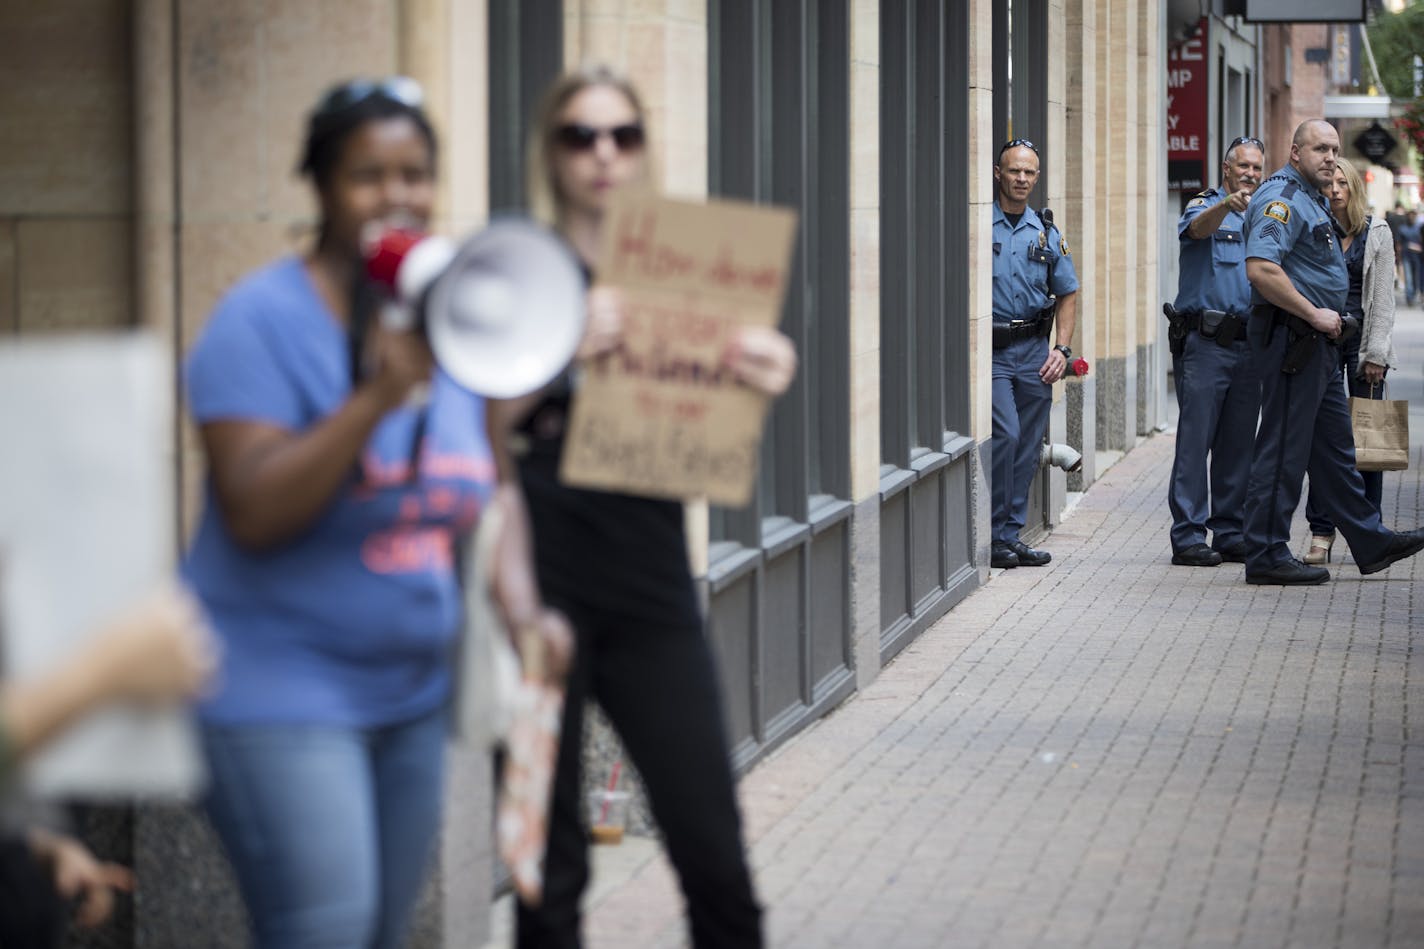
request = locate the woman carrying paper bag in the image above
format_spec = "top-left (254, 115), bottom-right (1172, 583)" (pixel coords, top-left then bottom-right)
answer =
top-left (1303, 157), bottom-right (1399, 564)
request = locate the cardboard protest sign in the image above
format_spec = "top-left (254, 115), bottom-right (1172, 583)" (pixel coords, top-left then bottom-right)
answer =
top-left (559, 192), bottom-right (797, 506)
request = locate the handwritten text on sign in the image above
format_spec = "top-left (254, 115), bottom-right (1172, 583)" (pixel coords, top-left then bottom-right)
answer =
top-left (560, 193), bottom-right (797, 506)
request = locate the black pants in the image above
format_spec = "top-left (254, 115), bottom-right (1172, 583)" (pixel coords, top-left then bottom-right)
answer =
top-left (514, 459), bottom-right (762, 947)
top-left (1305, 331), bottom-right (1385, 535)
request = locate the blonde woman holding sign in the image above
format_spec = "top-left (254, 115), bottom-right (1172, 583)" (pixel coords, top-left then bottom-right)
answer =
top-left (487, 65), bottom-right (794, 948)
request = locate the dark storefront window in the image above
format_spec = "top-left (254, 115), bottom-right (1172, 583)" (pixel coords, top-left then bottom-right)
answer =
top-left (708, 0), bottom-right (851, 550)
top-left (487, 0), bottom-right (563, 212)
top-left (880, 0), bottom-right (970, 474)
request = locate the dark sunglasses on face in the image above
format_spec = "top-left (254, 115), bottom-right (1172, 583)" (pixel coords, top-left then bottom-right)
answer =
top-left (554, 123), bottom-right (646, 153)
top-left (314, 76), bottom-right (425, 119)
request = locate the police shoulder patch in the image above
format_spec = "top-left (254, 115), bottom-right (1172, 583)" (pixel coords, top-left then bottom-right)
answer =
top-left (1187, 196), bottom-right (1208, 209)
top-left (1263, 201), bottom-right (1291, 224)
top-left (1059, 235), bottom-right (1071, 256)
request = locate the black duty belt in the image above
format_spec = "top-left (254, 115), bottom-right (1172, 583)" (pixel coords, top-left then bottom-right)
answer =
top-left (1179, 309), bottom-right (1246, 347)
top-left (991, 312), bottom-right (1053, 349)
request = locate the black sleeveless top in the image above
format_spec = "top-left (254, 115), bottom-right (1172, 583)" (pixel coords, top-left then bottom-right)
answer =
top-left (513, 265), bottom-right (701, 627)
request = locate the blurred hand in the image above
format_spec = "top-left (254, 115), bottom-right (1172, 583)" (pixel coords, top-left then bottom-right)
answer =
top-left (1039, 348), bottom-right (1067, 384)
top-left (577, 287), bottom-right (626, 362)
top-left (487, 487), bottom-right (540, 633)
top-left (1361, 361), bottom-right (1386, 386)
top-left (29, 829), bottom-right (135, 928)
top-left (1225, 189), bottom-right (1252, 213)
top-left (1309, 307), bottom-right (1343, 340)
top-left (90, 585), bottom-right (218, 705)
top-left (723, 326), bottom-right (798, 396)
top-left (530, 609), bottom-right (574, 686)
top-left (364, 327), bottom-right (434, 411)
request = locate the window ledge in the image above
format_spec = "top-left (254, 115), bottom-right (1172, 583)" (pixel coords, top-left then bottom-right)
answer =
top-left (879, 466), bottom-right (916, 500)
top-left (808, 495), bottom-right (853, 535)
top-left (706, 544), bottom-right (761, 591)
top-left (762, 516), bottom-right (811, 559)
top-left (942, 432), bottom-right (975, 461)
top-left (910, 449), bottom-right (951, 476)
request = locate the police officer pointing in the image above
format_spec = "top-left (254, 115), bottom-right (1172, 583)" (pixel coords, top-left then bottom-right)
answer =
top-left (1241, 119), bottom-right (1424, 584)
top-left (1166, 136), bottom-right (1264, 566)
top-left (990, 139), bottom-right (1079, 569)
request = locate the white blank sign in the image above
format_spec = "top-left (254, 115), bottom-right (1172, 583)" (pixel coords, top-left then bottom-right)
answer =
top-left (0, 332), bottom-right (204, 800)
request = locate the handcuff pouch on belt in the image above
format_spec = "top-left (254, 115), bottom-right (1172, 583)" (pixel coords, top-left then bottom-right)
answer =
top-left (1162, 303), bottom-right (1241, 354)
top-left (1197, 309), bottom-right (1241, 347)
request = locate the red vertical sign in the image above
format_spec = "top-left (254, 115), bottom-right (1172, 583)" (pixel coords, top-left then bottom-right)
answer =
top-left (1167, 18), bottom-right (1208, 191)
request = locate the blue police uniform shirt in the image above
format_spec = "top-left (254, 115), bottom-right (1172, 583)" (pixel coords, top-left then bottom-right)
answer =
top-left (992, 203), bottom-right (1080, 321)
top-left (1174, 187), bottom-right (1250, 315)
top-left (1243, 163), bottom-right (1348, 312)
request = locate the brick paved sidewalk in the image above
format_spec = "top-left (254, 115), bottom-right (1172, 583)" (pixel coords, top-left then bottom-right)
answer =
top-left (508, 312), bottom-right (1424, 949)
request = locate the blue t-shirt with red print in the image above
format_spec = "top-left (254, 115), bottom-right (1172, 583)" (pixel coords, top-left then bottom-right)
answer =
top-left (183, 256), bottom-right (494, 727)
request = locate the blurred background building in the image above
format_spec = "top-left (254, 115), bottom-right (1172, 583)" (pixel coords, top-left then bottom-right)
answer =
top-left (3, 0), bottom-right (1414, 945)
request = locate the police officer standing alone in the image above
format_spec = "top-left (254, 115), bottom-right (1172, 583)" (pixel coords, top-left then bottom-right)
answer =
top-left (990, 139), bottom-right (1079, 569)
top-left (1166, 136), bottom-right (1264, 566)
top-left (1241, 119), bottom-right (1424, 584)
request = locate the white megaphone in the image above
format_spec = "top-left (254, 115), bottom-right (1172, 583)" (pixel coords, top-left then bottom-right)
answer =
top-left (363, 218), bottom-right (586, 399)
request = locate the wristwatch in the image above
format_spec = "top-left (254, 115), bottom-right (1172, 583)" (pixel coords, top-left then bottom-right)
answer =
top-left (1054, 344), bottom-right (1073, 360)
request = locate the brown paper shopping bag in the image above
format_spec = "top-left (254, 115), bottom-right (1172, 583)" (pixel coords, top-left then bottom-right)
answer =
top-left (1351, 386), bottom-right (1409, 472)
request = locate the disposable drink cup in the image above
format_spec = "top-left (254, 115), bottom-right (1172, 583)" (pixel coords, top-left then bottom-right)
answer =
top-left (588, 789), bottom-right (631, 845)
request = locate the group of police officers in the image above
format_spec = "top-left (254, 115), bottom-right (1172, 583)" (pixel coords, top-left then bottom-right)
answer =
top-left (990, 119), bottom-right (1424, 584)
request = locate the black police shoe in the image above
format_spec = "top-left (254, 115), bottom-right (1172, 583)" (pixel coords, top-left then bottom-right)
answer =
top-left (1008, 541), bottom-right (1051, 567)
top-left (990, 541), bottom-right (1020, 569)
top-left (1245, 558), bottom-right (1330, 585)
top-left (1213, 542), bottom-right (1248, 564)
top-left (1358, 528), bottom-right (1424, 576)
top-left (1172, 543), bottom-right (1223, 567)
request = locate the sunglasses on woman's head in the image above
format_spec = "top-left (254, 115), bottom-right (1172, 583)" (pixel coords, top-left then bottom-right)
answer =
top-left (314, 76), bottom-right (425, 119)
top-left (554, 123), bottom-right (646, 153)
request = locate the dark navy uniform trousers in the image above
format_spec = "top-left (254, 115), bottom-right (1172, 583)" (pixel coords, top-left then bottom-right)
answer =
top-left (1242, 314), bottom-right (1392, 573)
top-left (991, 334), bottom-right (1052, 544)
top-left (1168, 330), bottom-right (1257, 552)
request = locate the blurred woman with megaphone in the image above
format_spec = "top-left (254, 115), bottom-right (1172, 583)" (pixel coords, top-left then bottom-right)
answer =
top-left (180, 78), bottom-right (538, 948)
top-left (488, 64), bottom-right (796, 948)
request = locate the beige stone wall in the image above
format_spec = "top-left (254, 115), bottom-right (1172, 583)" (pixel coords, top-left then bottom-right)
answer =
top-left (968, 0), bottom-right (995, 446)
top-left (1064, 0), bottom-right (1097, 392)
top-left (1046, 0), bottom-right (1068, 416)
top-left (1111, 0), bottom-right (1139, 374)
top-left (1093, 3), bottom-right (1114, 367)
top-left (850, 0), bottom-right (880, 502)
top-left (1135, 0), bottom-right (1162, 411)
top-left (0, 0), bottom-right (133, 334)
